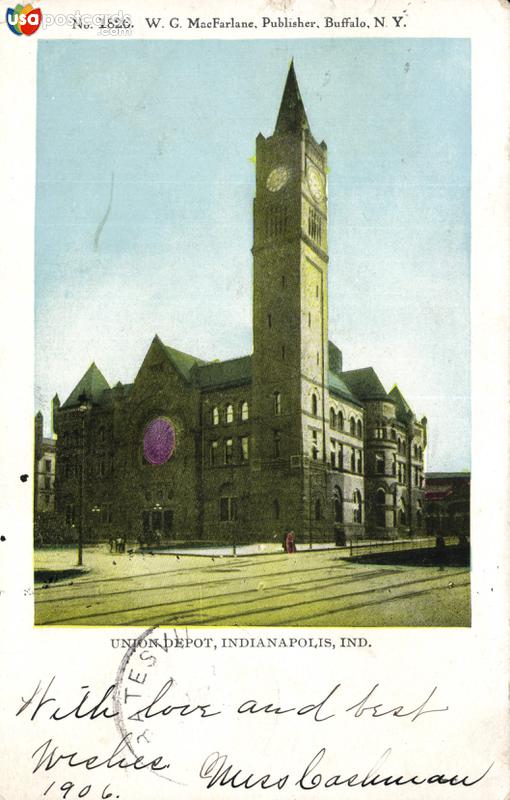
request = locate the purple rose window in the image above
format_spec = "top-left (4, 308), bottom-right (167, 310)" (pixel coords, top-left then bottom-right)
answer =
top-left (143, 418), bottom-right (176, 465)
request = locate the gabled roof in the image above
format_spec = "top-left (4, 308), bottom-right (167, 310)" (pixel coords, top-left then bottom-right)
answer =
top-left (151, 335), bottom-right (251, 390)
top-left (62, 363), bottom-right (110, 409)
top-left (159, 340), bottom-right (207, 382)
top-left (195, 355), bottom-right (252, 390)
top-left (328, 371), bottom-right (363, 407)
top-left (340, 367), bottom-right (391, 402)
top-left (389, 385), bottom-right (414, 422)
top-left (275, 61), bottom-right (310, 135)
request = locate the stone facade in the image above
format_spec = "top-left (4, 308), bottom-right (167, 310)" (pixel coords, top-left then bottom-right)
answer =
top-left (50, 63), bottom-right (427, 546)
top-left (424, 473), bottom-right (470, 536)
top-left (34, 412), bottom-right (56, 515)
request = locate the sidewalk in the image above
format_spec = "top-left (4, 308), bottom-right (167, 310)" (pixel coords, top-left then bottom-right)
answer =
top-left (156, 542), bottom-right (341, 557)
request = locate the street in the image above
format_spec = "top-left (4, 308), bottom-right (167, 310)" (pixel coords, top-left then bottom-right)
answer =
top-left (34, 546), bottom-right (470, 627)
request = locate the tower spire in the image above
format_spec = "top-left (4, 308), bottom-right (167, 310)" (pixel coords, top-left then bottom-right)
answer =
top-left (274, 60), bottom-right (310, 135)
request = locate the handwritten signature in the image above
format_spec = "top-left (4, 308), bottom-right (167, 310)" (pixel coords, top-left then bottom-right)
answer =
top-left (199, 748), bottom-right (493, 791)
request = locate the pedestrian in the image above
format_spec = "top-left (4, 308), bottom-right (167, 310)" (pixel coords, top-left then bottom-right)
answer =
top-left (284, 530), bottom-right (297, 553)
top-left (435, 534), bottom-right (445, 569)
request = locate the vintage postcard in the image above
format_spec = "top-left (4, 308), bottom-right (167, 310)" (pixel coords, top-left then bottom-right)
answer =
top-left (0, 0), bottom-right (508, 797)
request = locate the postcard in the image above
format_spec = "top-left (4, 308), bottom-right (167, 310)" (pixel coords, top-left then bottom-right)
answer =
top-left (0, 0), bottom-right (508, 797)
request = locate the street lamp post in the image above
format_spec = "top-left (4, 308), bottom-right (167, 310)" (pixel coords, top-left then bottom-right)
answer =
top-left (77, 401), bottom-right (91, 567)
top-left (91, 504), bottom-right (101, 542)
top-left (308, 464), bottom-right (312, 551)
top-left (153, 502), bottom-right (162, 546)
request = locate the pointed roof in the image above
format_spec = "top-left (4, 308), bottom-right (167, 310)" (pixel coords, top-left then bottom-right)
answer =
top-left (153, 335), bottom-right (207, 382)
top-left (340, 367), bottom-right (390, 401)
top-left (275, 61), bottom-right (310, 135)
top-left (62, 362), bottom-right (110, 408)
top-left (389, 385), bottom-right (414, 423)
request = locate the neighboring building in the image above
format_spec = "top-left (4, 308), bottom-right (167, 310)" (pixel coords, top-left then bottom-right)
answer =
top-left (34, 412), bottom-right (56, 515)
top-left (51, 63), bottom-right (427, 545)
top-left (425, 473), bottom-right (470, 536)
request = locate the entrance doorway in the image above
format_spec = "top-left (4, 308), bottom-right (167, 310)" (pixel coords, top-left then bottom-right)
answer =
top-left (141, 508), bottom-right (173, 545)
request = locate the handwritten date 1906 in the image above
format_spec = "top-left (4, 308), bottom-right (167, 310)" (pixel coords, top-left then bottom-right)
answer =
top-left (42, 781), bottom-right (117, 799)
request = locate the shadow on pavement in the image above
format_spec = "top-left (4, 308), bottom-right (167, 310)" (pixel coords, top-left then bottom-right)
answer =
top-left (348, 545), bottom-right (470, 568)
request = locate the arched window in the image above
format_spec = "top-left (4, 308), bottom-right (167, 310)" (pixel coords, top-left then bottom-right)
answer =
top-left (330, 407), bottom-right (336, 428)
top-left (350, 448), bottom-right (356, 472)
top-left (357, 450), bottom-right (362, 474)
top-left (226, 404), bottom-right (234, 424)
top-left (210, 440), bottom-right (219, 466)
top-left (399, 497), bottom-right (407, 526)
top-left (314, 498), bottom-right (322, 521)
top-left (375, 452), bottom-right (385, 475)
top-left (350, 416), bottom-right (356, 436)
top-left (353, 490), bottom-right (362, 524)
top-left (333, 490), bottom-right (343, 523)
top-left (391, 428), bottom-right (397, 441)
top-left (312, 394), bottom-right (318, 416)
top-left (273, 499), bottom-right (280, 520)
top-left (413, 443), bottom-right (418, 458)
top-left (212, 406), bottom-right (219, 426)
top-left (241, 401), bottom-right (249, 421)
top-left (224, 438), bottom-right (233, 464)
top-left (273, 392), bottom-right (281, 415)
top-left (376, 489), bottom-right (386, 528)
top-left (338, 411), bottom-right (344, 431)
top-left (356, 419), bottom-right (363, 439)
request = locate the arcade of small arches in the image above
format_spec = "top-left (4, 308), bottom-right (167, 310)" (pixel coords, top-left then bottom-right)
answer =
top-left (210, 400), bottom-right (250, 426)
top-left (309, 391), bottom-right (364, 439)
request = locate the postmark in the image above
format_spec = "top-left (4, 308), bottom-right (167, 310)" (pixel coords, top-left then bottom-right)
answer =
top-left (112, 626), bottom-right (221, 786)
top-left (113, 625), bottom-right (179, 785)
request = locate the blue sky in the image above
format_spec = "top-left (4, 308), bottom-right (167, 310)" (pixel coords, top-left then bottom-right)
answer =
top-left (35, 38), bottom-right (470, 470)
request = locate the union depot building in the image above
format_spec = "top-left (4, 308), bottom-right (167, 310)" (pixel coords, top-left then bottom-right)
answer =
top-left (51, 64), bottom-right (427, 545)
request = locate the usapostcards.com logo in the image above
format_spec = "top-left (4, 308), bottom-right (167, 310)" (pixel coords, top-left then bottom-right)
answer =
top-left (6, 3), bottom-right (42, 35)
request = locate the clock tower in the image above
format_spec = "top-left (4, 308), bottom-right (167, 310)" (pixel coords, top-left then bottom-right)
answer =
top-left (251, 61), bottom-right (330, 535)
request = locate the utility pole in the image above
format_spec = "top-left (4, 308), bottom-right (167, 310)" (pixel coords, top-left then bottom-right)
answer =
top-left (78, 400), bottom-right (91, 566)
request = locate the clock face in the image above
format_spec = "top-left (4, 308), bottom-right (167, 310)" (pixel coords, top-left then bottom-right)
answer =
top-left (307, 165), bottom-right (325, 202)
top-left (266, 165), bottom-right (290, 192)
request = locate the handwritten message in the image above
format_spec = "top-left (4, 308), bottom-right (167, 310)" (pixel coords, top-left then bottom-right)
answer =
top-left (14, 635), bottom-right (495, 799)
